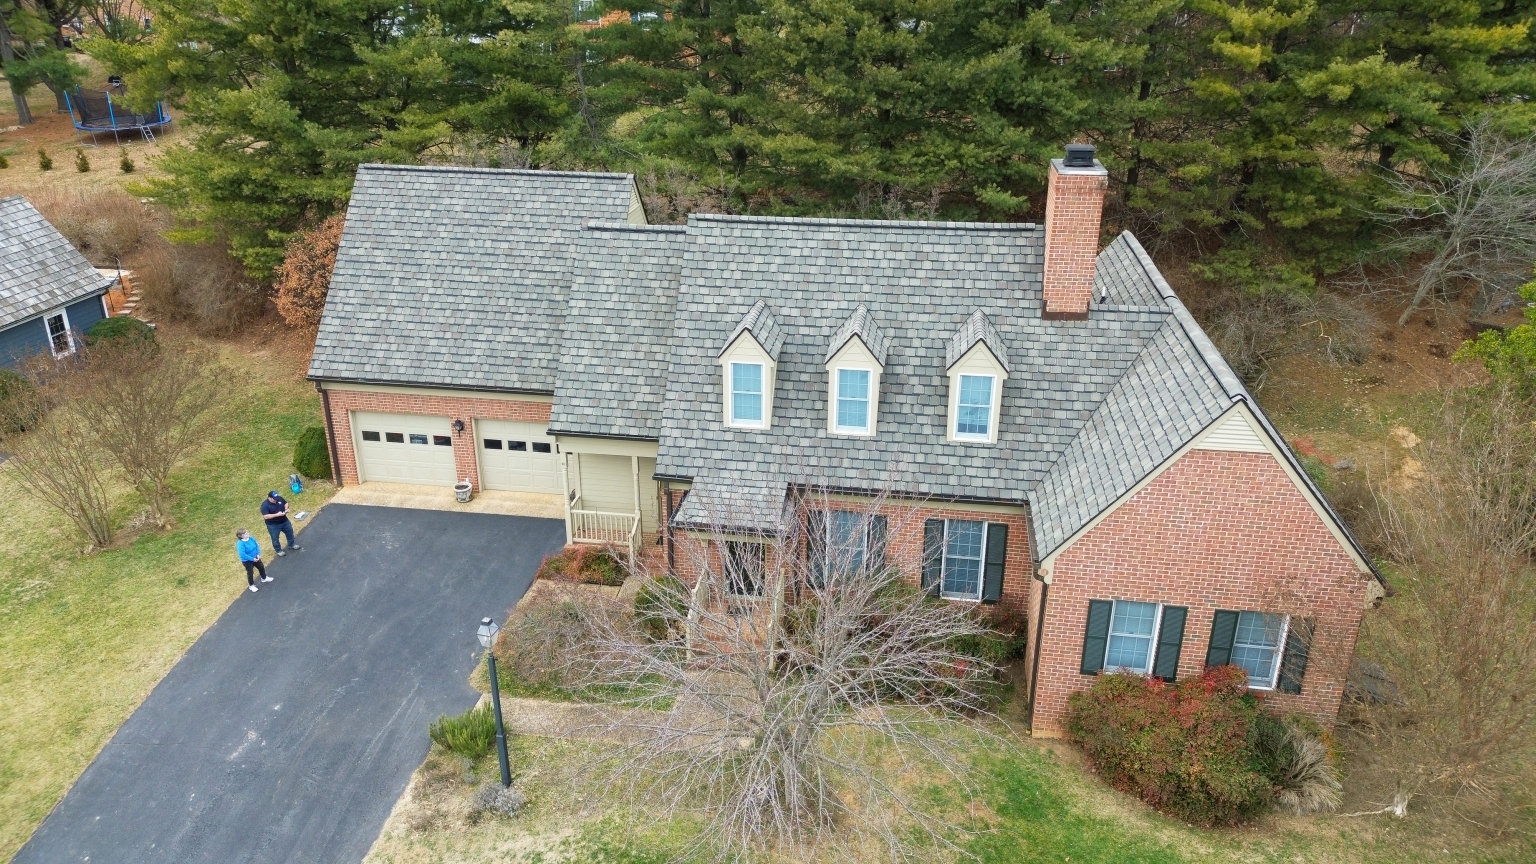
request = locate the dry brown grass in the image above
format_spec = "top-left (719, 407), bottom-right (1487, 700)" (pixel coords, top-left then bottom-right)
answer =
top-left (26, 184), bottom-right (163, 263)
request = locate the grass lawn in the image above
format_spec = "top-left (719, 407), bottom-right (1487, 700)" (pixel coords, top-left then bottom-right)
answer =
top-left (0, 336), bottom-right (331, 862)
top-left (362, 728), bottom-right (1532, 864)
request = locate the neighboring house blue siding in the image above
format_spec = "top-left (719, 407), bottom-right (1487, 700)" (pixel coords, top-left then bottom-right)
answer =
top-left (0, 293), bottom-right (107, 369)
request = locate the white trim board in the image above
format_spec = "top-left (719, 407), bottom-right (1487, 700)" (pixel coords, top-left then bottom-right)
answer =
top-left (1039, 401), bottom-right (1373, 580)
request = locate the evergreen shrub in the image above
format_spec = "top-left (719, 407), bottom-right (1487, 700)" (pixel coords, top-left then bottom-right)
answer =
top-left (75, 149), bottom-right (90, 172)
top-left (292, 426), bottom-right (332, 479)
top-left (84, 316), bottom-right (156, 347)
top-left (38, 149), bottom-right (52, 171)
top-left (428, 703), bottom-right (497, 757)
top-left (634, 573), bottom-right (688, 641)
top-left (536, 546), bottom-right (624, 586)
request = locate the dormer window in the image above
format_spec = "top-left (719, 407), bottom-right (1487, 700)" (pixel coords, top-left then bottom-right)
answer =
top-left (945, 310), bottom-right (1010, 445)
top-left (719, 300), bottom-right (784, 431)
top-left (730, 362), bottom-right (765, 426)
top-left (824, 304), bottom-right (889, 438)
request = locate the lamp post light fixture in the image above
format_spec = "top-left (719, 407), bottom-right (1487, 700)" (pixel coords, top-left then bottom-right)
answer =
top-left (477, 616), bottom-right (512, 787)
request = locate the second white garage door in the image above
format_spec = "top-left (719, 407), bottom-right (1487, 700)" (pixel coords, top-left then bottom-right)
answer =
top-left (353, 412), bottom-right (458, 486)
top-left (477, 420), bottom-right (561, 493)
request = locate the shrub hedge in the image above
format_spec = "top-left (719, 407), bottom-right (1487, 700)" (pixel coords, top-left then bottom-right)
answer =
top-left (292, 425), bottom-right (332, 479)
top-left (428, 703), bottom-right (497, 758)
top-left (0, 368), bottom-right (37, 434)
top-left (536, 546), bottom-right (624, 586)
top-left (1065, 666), bottom-right (1275, 826)
top-left (634, 573), bottom-right (688, 642)
top-left (84, 316), bottom-right (156, 348)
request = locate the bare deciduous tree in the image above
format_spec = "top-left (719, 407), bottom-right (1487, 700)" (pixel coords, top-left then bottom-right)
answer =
top-left (1351, 386), bottom-right (1536, 821)
top-left (1375, 117), bottom-right (1536, 326)
top-left (73, 339), bottom-right (233, 527)
top-left (573, 488), bottom-right (1009, 861)
top-left (0, 375), bottom-right (115, 549)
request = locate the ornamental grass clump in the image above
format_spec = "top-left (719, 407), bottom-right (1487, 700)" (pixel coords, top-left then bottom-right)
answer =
top-left (1065, 666), bottom-right (1274, 826)
top-left (428, 703), bottom-right (497, 758)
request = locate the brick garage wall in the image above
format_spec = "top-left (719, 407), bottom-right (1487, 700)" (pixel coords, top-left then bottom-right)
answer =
top-left (662, 489), bottom-right (1032, 625)
top-left (321, 387), bottom-right (551, 490)
top-left (1027, 448), bottom-right (1373, 736)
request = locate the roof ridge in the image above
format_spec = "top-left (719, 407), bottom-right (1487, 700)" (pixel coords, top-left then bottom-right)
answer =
top-left (688, 213), bottom-right (1039, 232)
top-left (356, 163), bottom-right (636, 181)
top-left (584, 220), bottom-right (687, 234)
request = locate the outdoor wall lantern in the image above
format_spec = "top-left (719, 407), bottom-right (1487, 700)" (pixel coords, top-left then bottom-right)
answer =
top-left (477, 617), bottom-right (512, 787)
top-left (452, 419), bottom-right (466, 434)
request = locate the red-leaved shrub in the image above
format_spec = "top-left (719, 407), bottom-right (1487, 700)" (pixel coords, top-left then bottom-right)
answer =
top-left (1065, 666), bottom-right (1274, 825)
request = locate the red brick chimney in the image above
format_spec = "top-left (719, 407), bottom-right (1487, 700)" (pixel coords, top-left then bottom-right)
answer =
top-left (1042, 144), bottom-right (1108, 320)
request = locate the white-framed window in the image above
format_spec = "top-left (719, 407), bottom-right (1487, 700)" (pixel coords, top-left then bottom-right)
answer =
top-left (834, 367), bottom-right (872, 434)
top-left (1232, 612), bottom-right (1288, 690)
top-left (1105, 600), bottom-right (1160, 674)
top-left (729, 361), bottom-right (765, 427)
top-left (45, 310), bottom-right (75, 357)
top-left (807, 509), bottom-right (888, 586)
top-left (724, 540), bottom-right (766, 597)
top-left (955, 374), bottom-right (994, 439)
top-left (940, 519), bottom-right (986, 600)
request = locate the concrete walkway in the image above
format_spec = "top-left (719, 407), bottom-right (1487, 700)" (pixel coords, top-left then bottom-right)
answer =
top-left (329, 481), bottom-right (565, 519)
top-left (15, 504), bottom-right (565, 864)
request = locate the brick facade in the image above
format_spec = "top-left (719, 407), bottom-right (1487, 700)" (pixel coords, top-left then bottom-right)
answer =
top-left (319, 386), bottom-right (551, 490)
top-left (661, 489), bottom-right (1032, 626)
top-left (1026, 448), bottom-right (1373, 736)
top-left (1041, 162), bottom-right (1108, 318)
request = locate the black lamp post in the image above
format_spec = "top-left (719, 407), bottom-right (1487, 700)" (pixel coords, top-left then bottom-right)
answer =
top-left (477, 617), bottom-right (512, 787)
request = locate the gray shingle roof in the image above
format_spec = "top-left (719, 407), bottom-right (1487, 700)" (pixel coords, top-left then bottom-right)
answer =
top-left (719, 299), bottom-right (786, 360)
top-left (824, 303), bottom-right (891, 366)
top-left (0, 196), bottom-right (110, 329)
top-left (653, 214), bottom-right (1170, 503)
top-left (1092, 232), bottom-right (1169, 308)
top-left (307, 164), bottom-right (637, 392)
top-left (673, 470), bottom-right (789, 534)
top-left (945, 309), bottom-right (1011, 373)
top-left (549, 223), bottom-right (685, 439)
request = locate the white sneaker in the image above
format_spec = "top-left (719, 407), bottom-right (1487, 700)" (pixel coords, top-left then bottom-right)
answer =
top-left (248, 585), bottom-right (259, 593)
top-left (260, 576), bottom-right (273, 583)
top-left (276, 550), bottom-right (286, 557)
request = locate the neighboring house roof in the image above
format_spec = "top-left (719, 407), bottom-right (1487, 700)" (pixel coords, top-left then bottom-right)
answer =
top-left (719, 299), bottom-right (787, 360)
top-left (549, 222), bottom-right (685, 439)
top-left (945, 309), bottom-right (1011, 372)
top-left (0, 196), bottom-right (110, 329)
top-left (308, 165), bottom-right (639, 393)
top-left (824, 303), bottom-right (890, 366)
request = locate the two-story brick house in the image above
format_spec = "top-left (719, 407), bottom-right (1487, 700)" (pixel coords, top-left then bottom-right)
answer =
top-left (308, 148), bottom-right (1382, 735)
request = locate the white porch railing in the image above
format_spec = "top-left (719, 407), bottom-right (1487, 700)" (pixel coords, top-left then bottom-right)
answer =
top-left (570, 508), bottom-right (640, 565)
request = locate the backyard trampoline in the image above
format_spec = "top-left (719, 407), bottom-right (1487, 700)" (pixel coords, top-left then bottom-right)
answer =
top-left (65, 85), bottom-right (171, 146)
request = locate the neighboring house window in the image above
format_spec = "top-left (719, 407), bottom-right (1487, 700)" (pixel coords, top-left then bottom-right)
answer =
top-left (920, 519), bottom-right (1009, 603)
top-left (834, 368), bottom-right (871, 434)
top-left (45, 310), bottom-right (74, 357)
top-left (1079, 600), bottom-right (1188, 681)
top-left (729, 362), bottom-right (765, 427)
top-left (805, 509), bottom-right (888, 586)
top-left (724, 541), bottom-right (765, 596)
top-left (955, 374), bottom-right (994, 439)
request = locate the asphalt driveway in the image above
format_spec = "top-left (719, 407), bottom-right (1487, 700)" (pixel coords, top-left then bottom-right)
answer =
top-left (15, 503), bottom-right (565, 864)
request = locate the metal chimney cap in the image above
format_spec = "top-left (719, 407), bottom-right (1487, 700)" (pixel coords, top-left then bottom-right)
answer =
top-left (1063, 144), bottom-right (1097, 167)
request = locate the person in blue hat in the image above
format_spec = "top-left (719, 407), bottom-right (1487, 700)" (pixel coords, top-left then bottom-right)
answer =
top-left (260, 491), bottom-right (302, 557)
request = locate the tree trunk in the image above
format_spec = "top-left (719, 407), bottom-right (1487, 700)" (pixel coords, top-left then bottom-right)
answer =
top-left (46, 81), bottom-right (69, 113)
top-left (0, 25), bottom-right (34, 126)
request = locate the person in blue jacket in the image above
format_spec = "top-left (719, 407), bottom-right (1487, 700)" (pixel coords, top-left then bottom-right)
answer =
top-left (236, 529), bottom-right (272, 592)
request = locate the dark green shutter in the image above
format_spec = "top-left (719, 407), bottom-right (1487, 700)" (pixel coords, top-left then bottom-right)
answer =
top-left (1080, 600), bottom-right (1113, 675)
top-left (1152, 606), bottom-right (1187, 682)
top-left (1205, 610), bottom-right (1239, 668)
top-left (868, 515), bottom-right (889, 573)
top-left (805, 510), bottom-right (827, 587)
top-left (921, 519), bottom-right (944, 597)
top-left (981, 523), bottom-right (1007, 604)
top-left (1277, 618), bottom-right (1314, 694)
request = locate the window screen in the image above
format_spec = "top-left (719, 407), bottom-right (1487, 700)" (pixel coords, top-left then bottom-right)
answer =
top-left (956, 375), bottom-right (994, 438)
top-left (731, 362), bottom-right (764, 424)
top-left (941, 520), bottom-right (985, 599)
top-left (1232, 612), bottom-right (1286, 688)
top-left (1105, 601), bottom-right (1158, 674)
top-left (835, 368), bottom-right (871, 431)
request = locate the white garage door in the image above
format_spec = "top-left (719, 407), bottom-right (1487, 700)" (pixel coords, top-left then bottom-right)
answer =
top-left (353, 412), bottom-right (458, 486)
top-left (478, 420), bottom-right (561, 493)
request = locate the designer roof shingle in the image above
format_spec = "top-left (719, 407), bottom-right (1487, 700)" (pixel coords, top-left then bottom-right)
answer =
top-left (945, 309), bottom-right (1011, 372)
top-left (0, 196), bottom-right (110, 329)
top-left (825, 303), bottom-right (891, 366)
top-left (672, 469), bottom-right (790, 534)
top-left (308, 165), bottom-right (638, 392)
top-left (550, 222), bottom-right (685, 439)
top-left (719, 299), bottom-right (787, 360)
top-left (653, 214), bottom-right (1169, 503)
